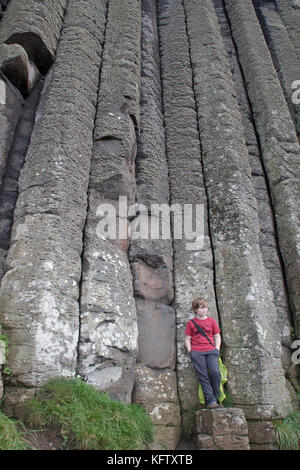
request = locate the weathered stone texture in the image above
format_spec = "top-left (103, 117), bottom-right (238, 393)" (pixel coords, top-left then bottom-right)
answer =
top-left (0, 43), bottom-right (40, 95)
top-left (128, 0), bottom-right (180, 448)
top-left (77, 196), bottom-right (139, 403)
top-left (0, 0), bottom-right (298, 449)
top-left (133, 364), bottom-right (181, 450)
top-left (157, 0), bottom-right (219, 417)
top-left (255, 4), bottom-right (300, 139)
top-left (0, 0), bottom-right (107, 416)
top-left (274, 0), bottom-right (300, 65)
top-left (77, 0), bottom-right (141, 404)
top-left (213, 0), bottom-right (293, 378)
top-left (224, 0), bottom-right (300, 340)
top-left (194, 408), bottom-right (250, 450)
top-left (183, 0), bottom-right (292, 419)
top-left (134, 0), bottom-right (169, 209)
top-left (0, 0), bottom-right (67, 73)
top-left (247, 420), bottom-right (276, 447)
top-left (0, 76), bottom-right (23, 192)
top-left (0, 78), bottom-right (43, 280)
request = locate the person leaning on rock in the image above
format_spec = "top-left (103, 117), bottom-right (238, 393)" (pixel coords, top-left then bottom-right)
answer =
top-left (185, 297), bottom-right (222, 409)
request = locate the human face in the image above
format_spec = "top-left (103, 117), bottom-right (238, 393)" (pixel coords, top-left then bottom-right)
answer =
top-left (196, 306), bottom-right (208, 317)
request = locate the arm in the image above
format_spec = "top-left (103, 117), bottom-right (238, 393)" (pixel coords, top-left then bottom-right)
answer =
top-left (185, 334), bottom-right (192, 353)
top-left (214, 333), bottom-right (221, 351)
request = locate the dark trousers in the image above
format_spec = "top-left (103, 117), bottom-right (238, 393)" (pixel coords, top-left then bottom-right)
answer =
top-left (189, 349), bottom-right (221, 405)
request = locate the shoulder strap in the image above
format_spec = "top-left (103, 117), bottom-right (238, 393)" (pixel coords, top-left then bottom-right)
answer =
top-left (191, 319), bottom-right (214, 347)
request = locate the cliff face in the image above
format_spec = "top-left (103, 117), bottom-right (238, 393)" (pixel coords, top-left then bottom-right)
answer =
top-left (0, 0), bottom-right (299, 449)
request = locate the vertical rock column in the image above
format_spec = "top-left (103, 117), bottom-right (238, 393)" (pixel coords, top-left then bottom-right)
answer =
top-left (274, 0), bottom-right (300, 65)
top-left (254, 3), bottom-right (300, 139)
top-left (0, 79), bottom-right (43, 279)
top-left (129, 0), bottom-right (180, 449)
top-left (0, 77), bottom-right (23, 191)
top-left (157, 0), bottom-right (219, 419)
top-left (0, 0), bottom-right (65, 189)
top-left (0, 0), bottom-right (68, 74)
top-left (183, 0), bottom-right (292, 420)
top-left (213, 0), bottom-right (296, 402)
top-left (224, 0), bottom-right (300, 339)
top-left (0, 0), bottom-right (107, 417)
top-left (77, 0), bottom-right (141, 404)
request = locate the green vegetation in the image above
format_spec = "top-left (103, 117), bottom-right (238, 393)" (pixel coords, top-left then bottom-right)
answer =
top-left (273, 394), bottom-right (300, 450)
top-left (181, 406), bottom-right (200, 439)
top-left (290, 326), bottom-right (296, 341)
top-left (0, 410), bottom-right (31, 450)
top-left (22, 377), bottom-right (154, 450)
top-left (273, 410), bottom-right (300, 450)
top-left (222, 387), bottom-right (235, 408)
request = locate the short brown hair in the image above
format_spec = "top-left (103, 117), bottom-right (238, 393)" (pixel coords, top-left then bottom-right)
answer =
top-left (192, 297), bottom-right (208, 312)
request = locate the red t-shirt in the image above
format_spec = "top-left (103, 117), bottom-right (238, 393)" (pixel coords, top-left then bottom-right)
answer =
top-left (185, 316), bottom-right (220, 351)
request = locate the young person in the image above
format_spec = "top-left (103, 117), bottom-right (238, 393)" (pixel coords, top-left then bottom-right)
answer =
top-left (185, 297), bottom-right (222, 408)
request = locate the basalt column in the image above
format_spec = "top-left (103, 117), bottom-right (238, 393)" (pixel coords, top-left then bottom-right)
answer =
top-left (157, 0), bottom-right (220, 423)
top-left (213, 0), bottom-right (297, 407)
top-left (0, 0), bottom-right (67, 74)
top-left (224, 0), bottom-right (300, 340)
top-left (0, 77), bottom-right (23, 191)
top-left (274, 0), bottom-right (300, 65)
top-left (0, 0), bottom-right (107, 417)
top-left (129, 0), bottom-right (180, 449)
top-left (254, 2), bottom-right (300, 140)
top-left (0, 79), bottom-right (43, 280)
top-left (0, 0), bottom-right (68, 273)
top-left (0, 0), bottom-right (67, 96)
top-left (77, 0), bottom-right (141, 404)
top-left (183, 0), bottom-right (293, 421)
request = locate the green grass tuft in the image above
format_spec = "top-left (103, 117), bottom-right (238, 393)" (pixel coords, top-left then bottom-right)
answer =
top-left (273, 409), bottom-right (300, 450)
top-left (0, 410), bottom-right (31, 450)
top-left (23, 377), bottom-right (154, 450)
top-left (222, 388), bottom-right (235, 408)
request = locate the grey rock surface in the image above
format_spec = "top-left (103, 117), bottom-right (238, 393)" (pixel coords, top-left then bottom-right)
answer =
top-left (77, 0), bottom-right (141, 404)
top-left (0, 0), bottom-right (67, 73)
top-left (128, 0), bottom-right (180, 448)
top-left (224, 0), bottom-right (300, 340)
top-left (0, 77), bottom-right (23, 192)
top-left (255, 4), bottom-right (300, 139)
top-left (0, 0), bottom-right (107, 416)
top-left (0, 0), bottom-right (298, 449)
top-left (0, 43), bottom-right (40, 94)
top-left (275, 0), bottom-right (300, 64)
top-left (157, 0), bottom-right (219, 418)
top-left (183, 0), bottom-right (292, 419)
top-left (194, 408), bottom-right (250, 450)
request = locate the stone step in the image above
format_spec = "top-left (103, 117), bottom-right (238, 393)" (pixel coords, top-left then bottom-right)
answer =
top-left (193, 434), bottom-right (215, 450)
top-left (193, 407), bottom-right (250, 450)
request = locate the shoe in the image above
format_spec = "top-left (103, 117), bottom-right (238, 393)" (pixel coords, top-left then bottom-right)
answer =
top-left (207, 402), bottom-right (220, 409)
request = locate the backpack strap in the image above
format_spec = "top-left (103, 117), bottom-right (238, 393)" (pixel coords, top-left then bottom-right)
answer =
top-left (191, 319), bottom-right (215, 348)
